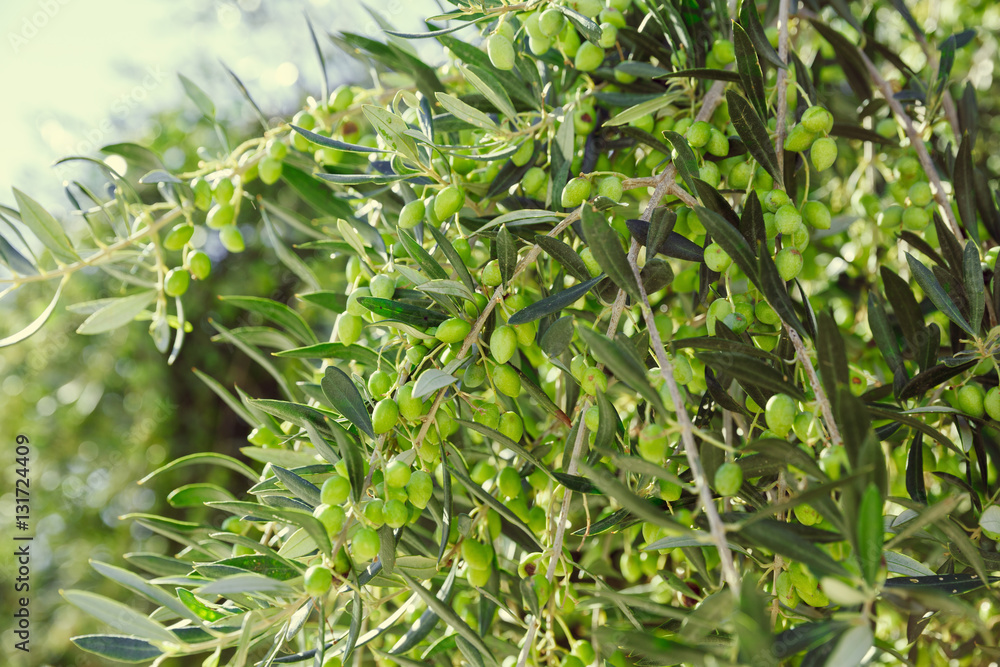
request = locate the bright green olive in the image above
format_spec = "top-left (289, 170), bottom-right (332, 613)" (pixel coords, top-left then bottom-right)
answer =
top-left (434, 185), bottom-right (465, 220)
top-left (383, 499), bottom-right (409, 529)
top-left (463, 362), bottom-right (486, 389)
top-left (802, 201), bottom-right (831, 229)
top-left (498, 466), bottom-right (522, 498)
top-left (321, 475), bottom-right (351, 506)
top-left (800, 105), bottom-right (834, 134)
top-left (765, 393), bottom-right (796, 437)
top-left (219, 225), bottom-right (245, 253)
top-left (213, 178), bottom-right (235, 205)
top-left (703, 243), bottom-right (732, 272)
top-left (163, 224), bottom-right (194, 251)
top-left (712, 38), bottom-right (736, 65)
top-left (369, 274), bottom-right (395, 300)
top-left (774, 247), bottom-right (803, 281)
top-left (372, 399), bottom-right (399, 435)
top-left (775, 205), bottom-right (803, 235)
top-left (580, 366), bottom-right (607, 395)
top-left (482, 260), bottom-right (503, 287)
top-left (436, 317), bottom-right (471, 344)
top-left (493, 364), bottom-right (522, 397)
top-left (207, 203), bottom-right (235, 229)
top-left (490, 325), bottom-right (518, 364)
top-left (713, 462), bottom-right (743, 496)
top-left (338, 313), bottom-right (363, 345)
top-left (908, 181), bottom-right (933, 207)
top-left (406, 470), bottom-right (433, 508)
top-left (368, 369), bottom-right (393, 397)
top-left (810, 137), bottom-right (838, 171)
top-left (685, 121), bottom-right (713, 149)
top-left (473, 401), bottom-right (501, 429)
top-left (487, 33), bottom-right (516, 71)
top-left (638, 424), bottom-right (668, 462)
top-left (303, 565), bottom-right (332, 597)
top-left (258, 157), bottom-right (282, 185)
top-left (351, 527), bottom-right (380, 561)
top-left (597, 175), bottom-right (624, 202)
top-left (399, 200), bottom-right (425, 229)
top-left (784, 124), bottom-right (816, 152)
top-left (986, 387), bottom-right (1000, 421)
top-left (164, 268), bottom-right (190, 297)
top-left (313, 504), bottom-right (346, 534)
top-left (498, 411), bottom-right (524, 442)
top-left (561, 176), bottom-right (592, 209)
top-left (957, 384), bottom-right (986, 418)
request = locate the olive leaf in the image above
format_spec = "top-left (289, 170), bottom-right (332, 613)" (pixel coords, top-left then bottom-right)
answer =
top-left (321, 366), bottom-right (374, 439)
top-left (580, 204), bottom-right (641, 304)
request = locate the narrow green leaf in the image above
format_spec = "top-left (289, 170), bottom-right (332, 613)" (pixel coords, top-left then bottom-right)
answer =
top-left (399, 228), bottom-right (448, 281)
top-left (329, 420), bottom-right (365, 502)
top-left (540, 315), bottom-right (574, 357)
top-left (905, 252), bottom-right (975, 336)
top-left (758, 245), bottom-right (806, 336)
top-left (211, 320), bottom-right (294, 401)
top-left (426, 222), bottom-right (476, 292)
top-left (695, 206), bottom-right (759, 284)
top-left (857, 483), bottom-right (884, 585)
top-left (578, 462), bottom-right (688, 533)
top-left (655, 67), bottom-right (742, 82)
top-left (281, 163), bottom-right (356, 220)
top-left (579, 326), bottom-right (666, 415)
top-left (139, 452), bottom-right (258, 485)
top-left (167, 483), bottom-right (234, 507)
top-left (62, 590), bottom-right (177, 644)
top-left (698, 351), bottom-right (805, 400)
top-left (274, 342), bottom-right (382, 368)
top-left (739, 2), bottom-right (785, 69)
top-left (962, 241), bottom-right (985, 333)
top-left (413, 369), bottom-right (458, 399)
top-left (662, 131), bottom-right (700, 194)
top-left (358, 297), bottom-right (447, 328)
top-left (906, 433), bottom-right (928, 504)
top-left (884, 573), bottom-right (1000, 594)
top-left (726, 90), bottom-right (781, 184)
top-left (868, 292), bottom-right (904, 377)
top-left (271, 466), bottom-right (322, 507)
top-left (321, 366), bottom-right (374, 439)
top-left (580, 204), bottom-right (641, 303)
top-left (178, 73), bottom-right (215, 117)
top-left (435, 93), bottom-right (498, 131)
top-left (196, 573), bottom-right (294, 596)
top-left (71, 635), bottom-right (162, 663)
top-left (733, 23), bottom-right (766, 117)
top-left (362, 104), bottom-right (421, 162)
top-left (205, 501), bottom-right (331, 558)
top-left (0, 274), bottom-right (68, 347)
top-left (534, 235), bottom-right (593, 283)
top-left (398, 571), bottom-right (498, 666)
top-left (219, 296), bottom-right (317, 346)
top-left (291, 125), bottom-right (381, 153)
top-left (554, 4), bottom-right (602, 43)
top-left (508, 275), bottom-right (603, 325)
top-left (496, 224), bottom-right (517, 286)
top-left (462, 65), bottom-right (517, 123)
top-left (91, 560), bottom-right (205, 626)
top-left (736, 519), bottom-right (849, 578)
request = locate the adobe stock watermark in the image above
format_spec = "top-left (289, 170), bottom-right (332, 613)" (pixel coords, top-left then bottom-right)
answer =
top-left (8, 0), bottom-right (74, 54)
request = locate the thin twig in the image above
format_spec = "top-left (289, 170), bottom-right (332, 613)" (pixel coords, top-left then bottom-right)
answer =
top-left (783, 321), bottom-right (843, 448)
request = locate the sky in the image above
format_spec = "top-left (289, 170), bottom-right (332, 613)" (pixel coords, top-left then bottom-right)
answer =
top-left (0, 0), bottom-right (443, 211)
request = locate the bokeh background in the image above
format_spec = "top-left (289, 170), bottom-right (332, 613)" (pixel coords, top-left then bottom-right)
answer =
top-left (0, 1), bottom-right (437, 664)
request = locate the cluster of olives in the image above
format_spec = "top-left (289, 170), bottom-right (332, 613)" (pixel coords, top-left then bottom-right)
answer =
top-left (486, 0), bottom-right (628, 73)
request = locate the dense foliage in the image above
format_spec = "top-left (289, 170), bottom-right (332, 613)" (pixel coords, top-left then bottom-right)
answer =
top-left (3, 0), bottom-right (1000, 665)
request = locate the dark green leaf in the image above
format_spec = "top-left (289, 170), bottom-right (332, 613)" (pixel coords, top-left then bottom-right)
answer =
top-left (358, 297), bottom-right (447, 328)
top-left (399, 228), bottom-right (448, 281)
top-left (758, 244), bottom-right (807, 336)
top-left (868, 292), bottom-right (904, 378)
top-left (857, 483), bottom-right (884, 585)
top-left (219, 296), bottom-right (318, 346)
top-left (321, 366), bottom-right (374, 439)
top-left (71, 635), bottom-right (162, 663)
top-left (807, 19), bottom-right (871, 101)
top-left (437, 35), bottom-right (534, 108)
top-left (883, 573), bottom-right (999, 595)
top-left (281, 163), bottom-right (356, 219)
top-left (594, 390), bottom-right (621, 452)
top-left (906, 433), bottom-right (927, 504)
top-left (905, 252), bottom-right (975, 336)
top-left (508, 275), bottom-right (603, 325)
top-left (697, 351), bottom-right (805, 400)
top-left (540, 315), bottom-right (574, 357)
top-left (579, 326), bottom-right (667, 415)
top-left (271, 466), bottom-right (321, 507)
top-left (496, 224), bottom-right (517, 285)
top-left (426, 223), bottom-right (476, 292)
top-left (554, 4), bottom-right (602, 43)
top-left (534, 234), bottom-right (593, 283)
top-left (739, 1), bottom-right (785, 69)
top-left (655, 67), bottom-right (742, 82)
top-left (274, 342), bottom-right (382, 368)
top-left (962, 241), bottom-right (984, 333)
top-left (737, 519), bottom-right (849, 578)
top-left (640, 258), bottom-right (674, 294)
top-left (291, 125), bottom-right (381, 153)
top-left (695, 206), bottom-right (759, 284)
top-left (726, 91), bottom-right (781, 184)
top-left (662, 131), bottom-right (700, 194)
top-left (580, 204), bottom-right (641, 303)
top-left (733, 22), bottom-right (766, 118)
top-left (512, 365), bottom-right (573, 427)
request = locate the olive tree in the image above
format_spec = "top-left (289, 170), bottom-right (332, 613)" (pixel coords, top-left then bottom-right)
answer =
top-left (3, 0), bottom-right (1000, 665)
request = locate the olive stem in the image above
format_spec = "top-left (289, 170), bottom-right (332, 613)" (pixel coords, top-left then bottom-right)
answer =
top-left (783, 320), bottom-right (843, 449)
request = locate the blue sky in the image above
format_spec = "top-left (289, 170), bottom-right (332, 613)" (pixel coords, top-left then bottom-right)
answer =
top-left (0, 0), bottom-right (442, 210)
